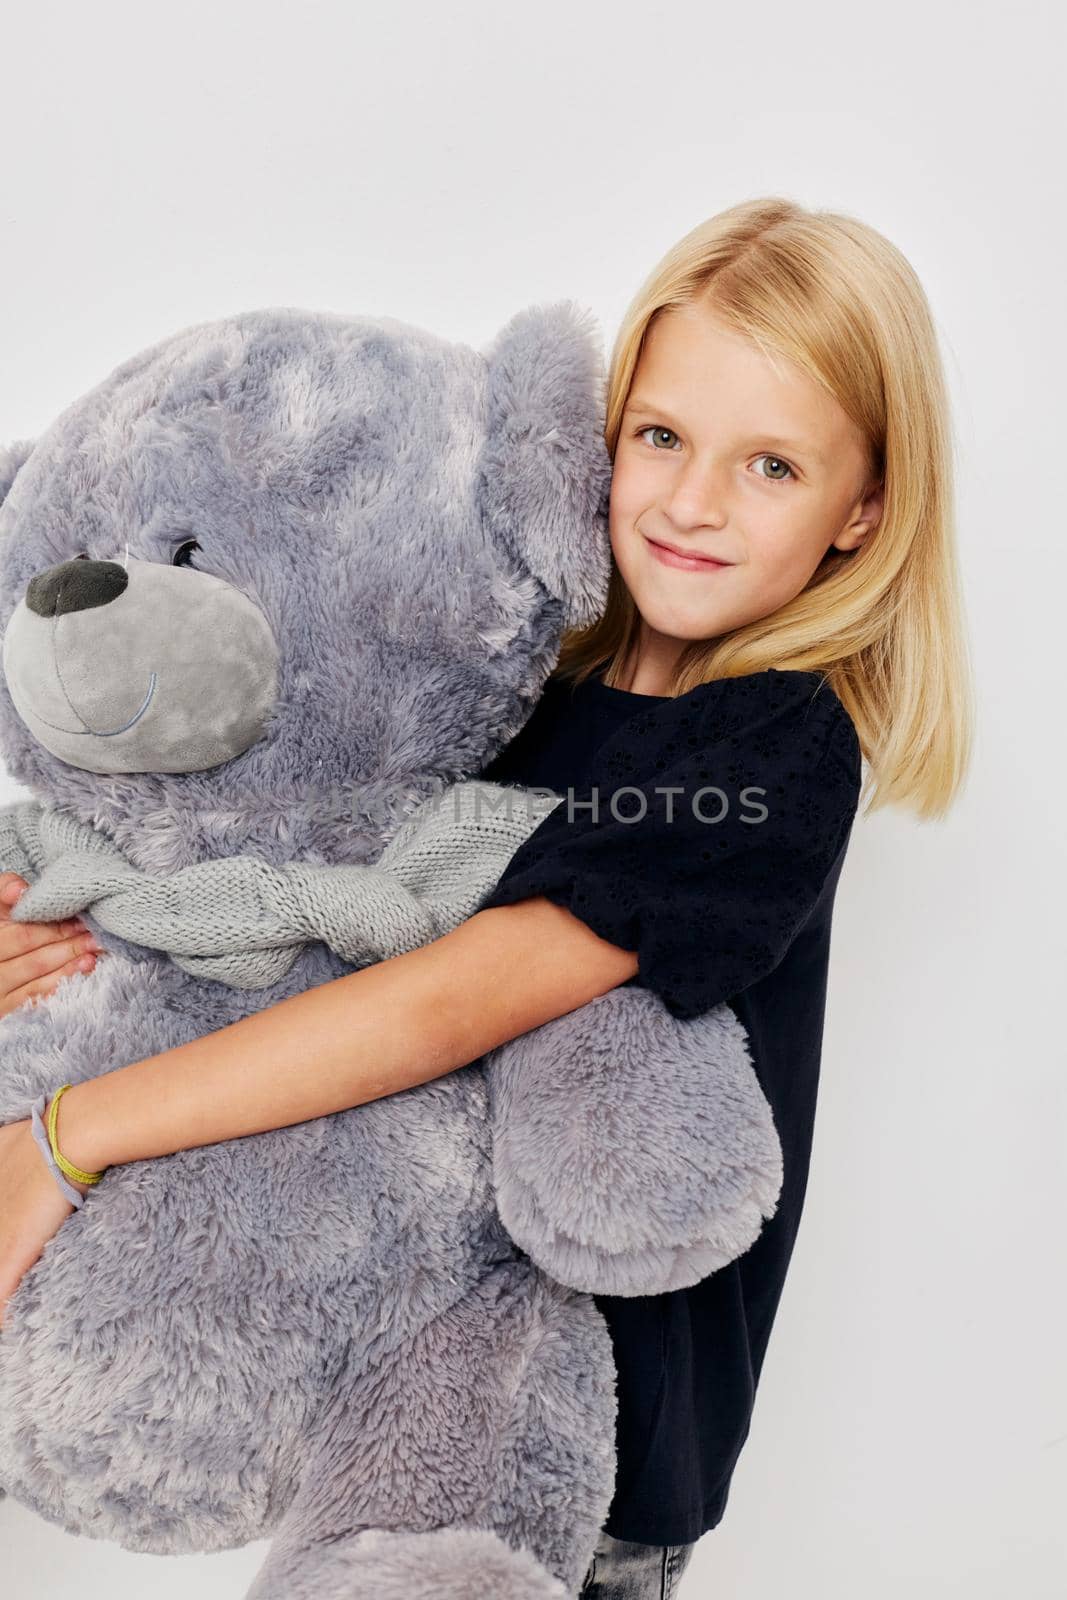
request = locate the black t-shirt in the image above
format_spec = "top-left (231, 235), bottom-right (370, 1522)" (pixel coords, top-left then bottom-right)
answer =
top-left (475, 666), bottom-right (862, 1546)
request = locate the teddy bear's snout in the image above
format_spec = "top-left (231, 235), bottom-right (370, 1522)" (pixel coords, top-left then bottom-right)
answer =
top-left (26, 557), bottom-right (129, 619)
top-left (1, 553), bottom-right (281, 776)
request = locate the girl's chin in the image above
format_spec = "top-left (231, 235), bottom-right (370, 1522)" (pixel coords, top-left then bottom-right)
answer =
top-left (632, 599), bottom-right (727, 641)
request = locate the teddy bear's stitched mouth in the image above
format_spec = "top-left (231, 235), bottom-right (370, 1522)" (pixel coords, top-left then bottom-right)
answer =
top-left (28, 670), bottom-right (158, 738)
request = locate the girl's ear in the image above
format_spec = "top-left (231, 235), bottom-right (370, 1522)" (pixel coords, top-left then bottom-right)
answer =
top-left (0, 439), bottom-right (36, 508)
top-left (479, 301), bottom-right (612, 630)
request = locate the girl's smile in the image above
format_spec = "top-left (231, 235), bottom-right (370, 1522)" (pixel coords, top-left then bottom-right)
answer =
top-left (644, 535), bottom-right (734, 573)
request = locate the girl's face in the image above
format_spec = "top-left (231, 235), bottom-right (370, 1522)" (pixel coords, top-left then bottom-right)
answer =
top-left (609, 302), bottom-right (883, 671)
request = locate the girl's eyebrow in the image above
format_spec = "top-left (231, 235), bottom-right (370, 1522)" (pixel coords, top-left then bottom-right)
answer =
top-left (625, 395), bottom-right (826, 468)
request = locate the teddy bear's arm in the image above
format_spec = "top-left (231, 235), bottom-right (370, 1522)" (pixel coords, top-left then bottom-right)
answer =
top-left (483, 985), bottom-right (784, 1297)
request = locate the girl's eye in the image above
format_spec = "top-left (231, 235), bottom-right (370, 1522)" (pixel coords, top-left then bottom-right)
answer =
top-left (172, 539), bottom-right (201, 568)
top-left (637, 428), bottom-right (796, 485)
top-left (638, 425), bottom-right (681, 451)
top-left (753, 454), bottom-right (795, 483)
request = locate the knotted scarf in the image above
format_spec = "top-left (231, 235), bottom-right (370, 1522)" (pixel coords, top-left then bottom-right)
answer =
top-left (0, 782), bottom-right (561, 990)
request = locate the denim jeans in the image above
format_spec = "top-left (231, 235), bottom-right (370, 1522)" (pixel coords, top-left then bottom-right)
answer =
top-left (578, 1530), bottom-right (696, 1598)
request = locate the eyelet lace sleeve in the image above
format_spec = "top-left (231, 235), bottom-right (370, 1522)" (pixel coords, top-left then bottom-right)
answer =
top-left (475, 670), bottom-right (862, 1020)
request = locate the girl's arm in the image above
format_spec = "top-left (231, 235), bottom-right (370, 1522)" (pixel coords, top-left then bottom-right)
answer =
top-left (55, 897), bottom-right (638, 1176)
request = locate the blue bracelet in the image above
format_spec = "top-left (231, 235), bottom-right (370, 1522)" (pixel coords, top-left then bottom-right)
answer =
top-left (29, 1094), bottom-right (87, 1210)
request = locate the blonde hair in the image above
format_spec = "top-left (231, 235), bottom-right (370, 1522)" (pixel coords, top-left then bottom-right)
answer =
top-left (556, 197), bottom-right (974, 820)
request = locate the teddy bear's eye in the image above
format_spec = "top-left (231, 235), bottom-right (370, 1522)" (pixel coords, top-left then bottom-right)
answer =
top-left (172, 539), bottom-right (201, 568)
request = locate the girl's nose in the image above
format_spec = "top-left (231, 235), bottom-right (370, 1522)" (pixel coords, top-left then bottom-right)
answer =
top-left (662, 462), bottom-right (730, 531)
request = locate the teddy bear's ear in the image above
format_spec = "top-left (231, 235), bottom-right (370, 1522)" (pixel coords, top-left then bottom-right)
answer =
top-left (0, 439), bottom-right (36, 508)
top-left (479, 301), bottom-right (612, 630)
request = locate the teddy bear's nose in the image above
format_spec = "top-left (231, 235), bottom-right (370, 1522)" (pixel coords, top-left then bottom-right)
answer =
top-left (25, 559), bottom-right (129, 619)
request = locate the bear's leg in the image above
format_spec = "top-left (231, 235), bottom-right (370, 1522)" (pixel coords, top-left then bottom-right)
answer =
top-left (246, 1257), bottom-right (616, 1600)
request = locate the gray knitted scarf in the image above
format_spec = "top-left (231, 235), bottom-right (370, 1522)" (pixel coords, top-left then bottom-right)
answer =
top-left (0, 783), bottom-right (562, 989)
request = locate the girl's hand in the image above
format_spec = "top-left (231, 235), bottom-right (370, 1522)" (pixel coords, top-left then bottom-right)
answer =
top-left (0, 872), bottom-right (105, 1020)
top-left (0, 1117), bottom-right (88, 1330)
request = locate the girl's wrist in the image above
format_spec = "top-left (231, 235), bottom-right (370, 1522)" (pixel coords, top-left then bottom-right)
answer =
top-left (49, 1080), bottom-right (113, 1178)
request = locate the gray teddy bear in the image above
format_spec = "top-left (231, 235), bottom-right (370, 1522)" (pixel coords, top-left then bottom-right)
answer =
top-left (0, 303), bottom-right (783, 1598)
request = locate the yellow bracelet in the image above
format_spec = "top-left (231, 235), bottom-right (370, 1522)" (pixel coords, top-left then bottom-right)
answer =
top-left (46, 1084), bottom-right (107, 1186)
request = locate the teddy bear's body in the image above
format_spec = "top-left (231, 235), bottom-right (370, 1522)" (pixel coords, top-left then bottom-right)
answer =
top-left (0, 934), bottom-right (616, 1591)
top-left (0, 304), bottom-right (783, 1598)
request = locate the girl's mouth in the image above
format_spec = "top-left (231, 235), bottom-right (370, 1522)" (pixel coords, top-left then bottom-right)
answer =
top-left (645, 538), bottom-right (731, 573)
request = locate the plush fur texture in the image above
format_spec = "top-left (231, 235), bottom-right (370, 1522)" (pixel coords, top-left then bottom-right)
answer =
top-left (0, 304), bottom-right (782, 1597)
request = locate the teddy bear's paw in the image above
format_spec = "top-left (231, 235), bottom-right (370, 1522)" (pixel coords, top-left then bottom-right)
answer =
top-left (248, 1524), bottom-right (569, 1599)
top-left (494, 1191), bottom-right (773, 1295)
top-left (487, 988), bottom-right (784, 1295)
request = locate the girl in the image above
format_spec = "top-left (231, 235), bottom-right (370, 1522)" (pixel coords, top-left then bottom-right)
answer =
top-left (0, 195), bottom-right (972, 1599)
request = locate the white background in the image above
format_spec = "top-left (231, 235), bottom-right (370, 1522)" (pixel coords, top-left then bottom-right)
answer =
top-left (1, 2), bottom-right (1063, 1596)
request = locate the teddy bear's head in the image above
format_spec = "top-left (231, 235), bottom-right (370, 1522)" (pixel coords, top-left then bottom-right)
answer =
top-left (0, 304), bottom-right (611, 868)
